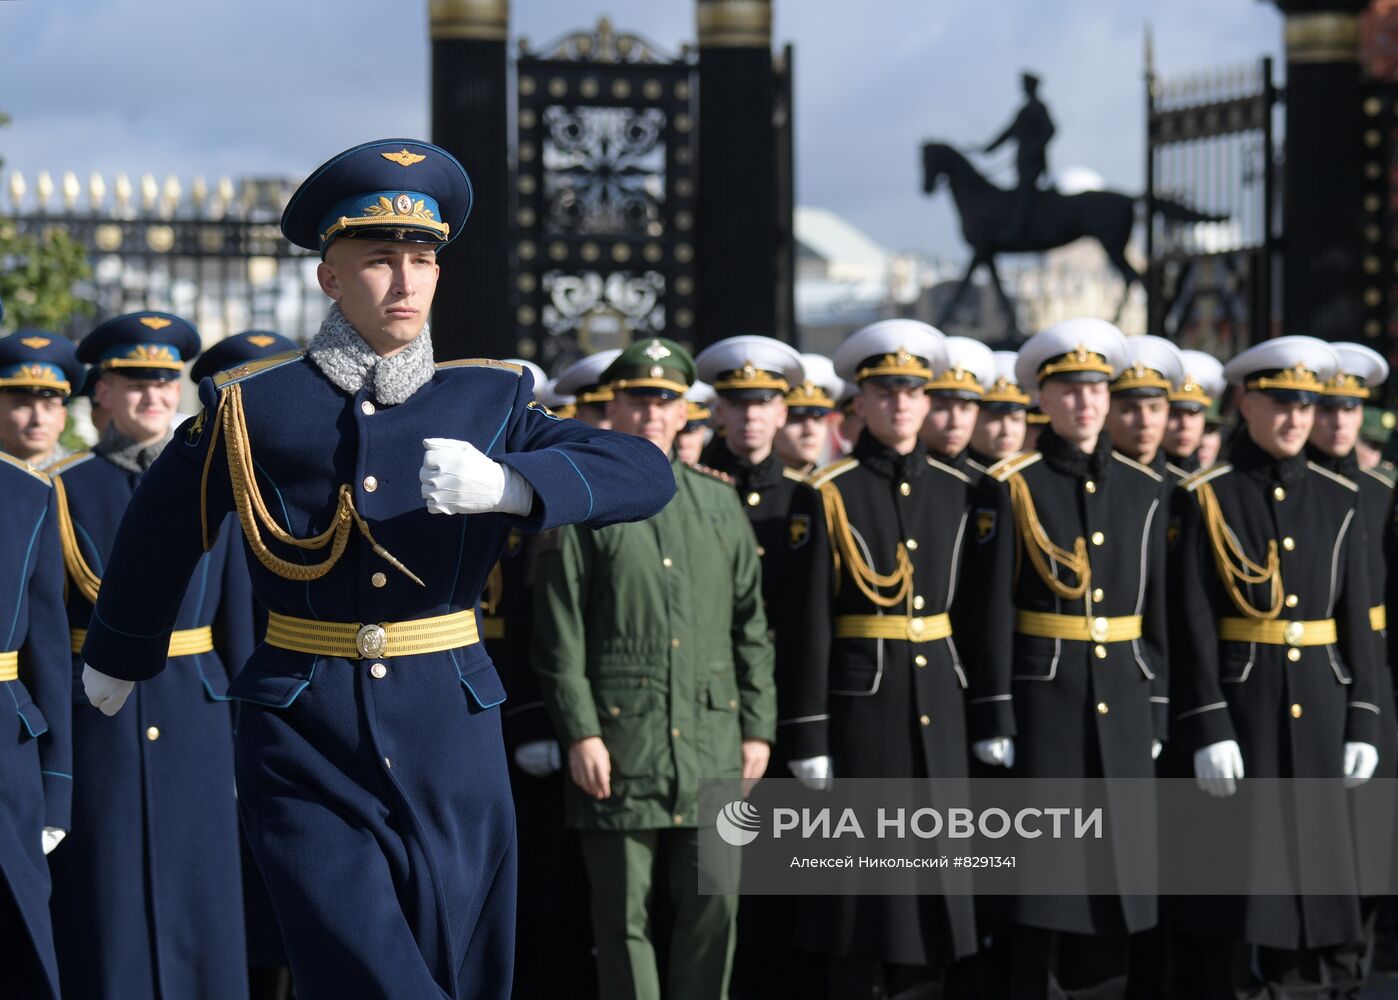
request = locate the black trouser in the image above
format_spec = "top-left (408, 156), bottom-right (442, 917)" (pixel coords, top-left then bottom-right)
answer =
top-left (984, 925), bottom-right (1130, 999)
top-left (1166, 934), bottom-right (1366, 1000)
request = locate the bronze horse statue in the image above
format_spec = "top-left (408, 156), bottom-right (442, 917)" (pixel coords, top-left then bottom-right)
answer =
top-left (921, 141), bottom-right (1223, 333)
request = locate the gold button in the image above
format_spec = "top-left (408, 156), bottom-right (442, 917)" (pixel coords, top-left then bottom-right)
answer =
top-left (610, 706), bottom-right (621, 717)
top-left (1094, 644), bottom-right (1107, 659)
top-left (1273, 486), bottom-right (1286, 501)
top-left (1282, 537), bottom-right (1295, 551)
top-left (1089, 617), bottom-right (1110, 643)
top-left (1091, 531), bottom-right (1105, 546)
top-left (363, 475), bottom-right (378, 493)
top-left (662, 557), bottom-right (673, 568)
top-left (909, 618), bottom-right (924, 634)
top-left (728, 698), bottom-right (737, 709)
top-left (919, 714), bottom-right (931, 727)
top-left (906, 539), bottom-right (918, 551)
top-left (674, 814), bottom-right (684, 826)
top-left (1287, 648), bottom-right (1302, 662)
top-left (756, 545), bottom-right (766, 557)
top-left (671, 638), bottom-right (680, 648)
top-left (1097, 702), bottom-right (1110, 715)
top-left (1085, 481), bottom-right (1097, 494)
top-left (1285, 594), bottom-right (1298, 608)
top-left (900, 482), bottom-right (911, 496)
top-left (370, 662), bottom-right (387, 679)
top-left (371, 572), bottom-right (387, 588)
top-left (1092, 588), bottom-right (1105, 602)
top-left (913, 595), bottom-right (925, 610)
top-left (746, 492), bottom-right (761, 507)
top-left (1291, 703), bottom-right (1303, 719)
top-left (145, 726), bottom-right (160, 741)
top-left (1283, 621), bottom-right (1305, 646)
top-left (671, 727), bottom-right (681, 738)
top-left (361, 400), bottom-right (376, 416)
top-left (914, 655), bottom-right (927, 667)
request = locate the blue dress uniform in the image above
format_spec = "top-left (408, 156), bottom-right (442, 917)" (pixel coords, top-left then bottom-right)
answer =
top-left (79, 139), bottom-right (676, 1000)
top-left (48, 311), bottom-right (256, 1000)
top-left (0, 297), bottom-right (72, 1000)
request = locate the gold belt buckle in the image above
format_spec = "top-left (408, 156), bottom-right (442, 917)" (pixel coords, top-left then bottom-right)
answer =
top-left (356, 623), bottom-right (388, 658)
top-left (908, 617), bottom-right (925, 639)
top-left (1283, 620), bottom-right (1305, 647)
top-left (1089, 617), bottom-right (1110, 643)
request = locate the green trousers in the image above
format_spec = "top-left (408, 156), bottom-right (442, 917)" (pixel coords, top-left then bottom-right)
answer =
top-left (578, 828), bottom-right (739, 1000)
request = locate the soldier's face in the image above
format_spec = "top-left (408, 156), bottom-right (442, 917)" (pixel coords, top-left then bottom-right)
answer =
top-left (1196, 429), bottom-right (1223, 468)
top-left (1164, 407), bottom-right (1205, 457)
top-left (775, 413), bottom-right (829, 468)
top-left (1039, 379), bottom-right (1108, 447)
top-left (94, 373), bottom-right (181, 444)
top-left (1240, 392), bottom-right (1314, 458)
top-left (318, 240), bottom-right (439, 357)
top-left (855, 383), bottom-right (931, 453)
top-left (1106, 395), bottom-right (1168, 462)
top-left (676, 425), bottom-right (707, 465)
top-left (1309, 403), bottom-right (1362, 458)
top-left (715, 395), bottom-right (786, 458)
top-left (0, 392), bottom-right (66, 462)
top-left (972, 408), bottom-right (1026, 461)
top-left (607, 392), bottom-right (687, 453)
top-left (920, 397), bottom-right (978, 456)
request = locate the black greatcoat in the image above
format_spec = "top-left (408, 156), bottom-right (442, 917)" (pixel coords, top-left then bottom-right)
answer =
top-left (963, 428), bottom-right (1169, 936)
top-left (1168, 431), bottom-right (1380, 949)
top-left (779, 432), bottom-right (978, 966)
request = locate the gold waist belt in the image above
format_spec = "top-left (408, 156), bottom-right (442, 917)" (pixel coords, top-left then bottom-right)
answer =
top-left (1015, 611), bottom-right (1143, 644)
top-left (0, 651), bottom-right (16, 682)
top-left (482, 617), bottom-right (506, 641)
top-left (70, 626), bottom-right (214, 659)
top-left (834, 613), bottom-right (952, 643)
top-left (1371, 605), bottom-right (1387, 632)
top-left (1217, 617), bottom-right (1337, 648)
top-left (265, 609), bottom-right (479, 660)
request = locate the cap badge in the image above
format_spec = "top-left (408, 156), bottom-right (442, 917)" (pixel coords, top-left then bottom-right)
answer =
top-left (128, 345), bottom-right (177, 363)
top-left (1071, 343), bottom-right (1092, 364)
top-left (19, 337), bottom-right (50, 349)
top-left (650, 365), bottom-right (665, 378)
top-left (382, 149), bottom-right (427, 167)
top-left (644, 340), bottom-right (671, 361)
top-left (139, 316), bottom-right (173, 331)
top-left (246, 335), bottom-right (276, 348)
top-left (739, 361), bottom-right (759, 381)
top-left (363, 196), bottom-right (436, 223)
top-left (393, 193), bottom-right (414, 214)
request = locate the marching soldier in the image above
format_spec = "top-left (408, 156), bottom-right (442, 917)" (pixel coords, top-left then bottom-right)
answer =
top-left (1167, 336), bottom-right (1381, 997)
top-left (532, 337), bottom-right (775, 1000)
top-left (963, 318), bottom-right (1169, 997)
top-left (0, 330), bottom-right (83, 469)
top-left (555, 349), bottom-right (622, 429)
top-left (677, 380), bottom-right (714, 466)
top-left (1104, 334), bottom-right (1187, 483)
top-left (921, 334), bottom-right (996, 480)
top-left (74, 138), bottom-right (675, 1000)
top-left (1163, 349), bottom-right (1226, 475)
top-left (780, 319), bottom-right (978, 997)
top-left (835, 383), bottom-right (864, 454)
top-left (47, 311), bottom-right (256, 1000)
top-left (776, 353), bottom-right (842, 476)
top-left (0, 296), bottom-right (71, 1000)
top-left (969, 349), bottom-right (1031, 466)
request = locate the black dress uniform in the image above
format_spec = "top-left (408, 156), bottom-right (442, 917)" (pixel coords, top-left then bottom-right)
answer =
top-left (924, 335), bottom-right (996, 485)
top-left (1167, 336), bottom-right (1381, 995)
top-left (1164, 349), bottom-right (1225, 476)
top-left (780, 321), bottom-right (978, 989)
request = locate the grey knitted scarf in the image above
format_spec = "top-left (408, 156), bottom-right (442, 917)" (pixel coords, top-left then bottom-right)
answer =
top-left (95, 423), bottom-right (172, 474)
top-left (306, 303), bottom-right (436, 406)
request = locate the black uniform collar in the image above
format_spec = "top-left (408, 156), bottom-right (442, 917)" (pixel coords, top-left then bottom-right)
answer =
top-left (699, 438), bottom-right (786, 490)
top-left (1305, 443), bottom-right (1360, 482)
top-left (853, 429), bottom-right (927, 482)
top-left (967, 447), bottom-right (996, 469)
top-left (1230, 428), bottom-right (1309, 487)
top-left (1146, 450), bottom-right (1169, 479)
top-left (1037, 425), bottom-right (1113, 482)
top-left (927, 444), bottom-right (972, 474)
top-left (1165, 449), bottom-right (1201, 474)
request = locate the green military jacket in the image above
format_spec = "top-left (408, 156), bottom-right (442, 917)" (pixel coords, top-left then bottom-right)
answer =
top-left (532, 455), bottom-right (777, 831)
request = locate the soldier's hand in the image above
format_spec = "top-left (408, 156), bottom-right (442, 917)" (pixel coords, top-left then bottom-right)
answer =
top-left (42, 827), bottom-right (66, 856)
top-left (420, 437), bottom-right (535, 516)
top-left (1344, 742), bottom-right (1379, 789)
top-left (740, 739), bottom-right (770, 792)
top-left (568, 737), bottom-right (612, 800)
top-left (1193, 740), bottom-right (1244, 798)
top-left (82, 664), bottom-right (134, 717)
top-left (514, 740), bottom-right (562, 778)
top-left (787, 756), bottom-right (832, 791)
top-left (972, 737), bottom-right (1015, 769)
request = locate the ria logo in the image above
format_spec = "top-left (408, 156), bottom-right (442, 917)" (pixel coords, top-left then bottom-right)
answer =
top-left (715, 800), bottom-right (762, 847)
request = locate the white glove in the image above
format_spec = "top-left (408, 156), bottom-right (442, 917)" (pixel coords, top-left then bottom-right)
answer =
top-left (973, 737), bottom-right (1015, 768)
top-left (1344, 741), bottom-right (1379, 789)
top-left (787, 755), bottom-right (832, 791)
top-left (1152, 740), bottom-right (1163, 760)
top-left (513, 740), bottom-right (562, 777)
top-left (1194, 739), bottom-right (1245, 798)
top-left (83, 664), bottom-right (134, 717)
top-left (420, 438), bottom-right (535, 516)
top-left (42, 827), bottom-right (66, 855)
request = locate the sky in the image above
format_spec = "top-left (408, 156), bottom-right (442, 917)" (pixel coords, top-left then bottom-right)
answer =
top-left (0, 0), bottom-right (1283, 259)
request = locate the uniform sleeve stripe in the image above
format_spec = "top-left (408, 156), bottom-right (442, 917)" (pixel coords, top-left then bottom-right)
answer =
top-left (558, 452), bottom-right (593, 520)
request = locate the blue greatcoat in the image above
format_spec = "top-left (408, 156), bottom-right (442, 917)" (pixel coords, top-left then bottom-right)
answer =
top-left (48, 448), bottom-right (254, 1000)
top-left (0, 454), bottom-right (70, 1000)
top-left (81, 352), bottom-right (676, 1000)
